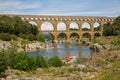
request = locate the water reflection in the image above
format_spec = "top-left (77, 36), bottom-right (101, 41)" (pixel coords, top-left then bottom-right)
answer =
top-left (27, 42), bottom-right (91, 59)
top-left (66, 51), bottom-right (71, 57)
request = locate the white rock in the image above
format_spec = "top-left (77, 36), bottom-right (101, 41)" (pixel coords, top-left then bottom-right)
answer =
top-left (6, 76), bottom-right (12, 80)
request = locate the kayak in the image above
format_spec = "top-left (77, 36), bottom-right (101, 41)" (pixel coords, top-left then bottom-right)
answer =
top-left (61, 56), bottom-right (76, 63)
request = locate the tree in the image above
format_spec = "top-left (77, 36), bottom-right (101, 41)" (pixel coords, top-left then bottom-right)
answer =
top-left (112, 16), bottom-right (120, 35)
top-left (36, 33), bottom-right (45, 42)
top-left (103, 16), bottom-right (120, 36)
top-left (94, 26), bottom-right (100, 31)
top-left (0, 15), bottom-right (39, 41)
top-left (103, 23), bottom-right (113, 36)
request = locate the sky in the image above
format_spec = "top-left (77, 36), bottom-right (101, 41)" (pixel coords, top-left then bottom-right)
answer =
top-left (0, 0), bottom-right (120, 17)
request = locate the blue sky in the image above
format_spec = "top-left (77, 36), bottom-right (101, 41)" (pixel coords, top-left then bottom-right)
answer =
top-left (0, 0), bottom-right (120, 17)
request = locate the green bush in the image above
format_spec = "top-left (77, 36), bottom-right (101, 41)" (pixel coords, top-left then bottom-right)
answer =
top-left (36, 33), bottom-right (45, 42)
top-left (19, 33), bottom-right (36, 41)
top-left (26, 57), bottom-right (37, 71)
top-left (19, 33), bottom-right (27, 39)
top-left (0, 33), bottom-right (18, 41)
top-left (0, 42), bottom-right (65, 73)
top-left (10, 34), bottom-right (18, 40)
top-left (26, 34), bottom-right (36, 41)
top-left (48, 56), bottom-right (64, 67)
top-left (0, 51), bottom-right (7, 76)
top-left (0, 33), bottom-right (11, 41)
top-left (36, 55), bottom-right (48, 68)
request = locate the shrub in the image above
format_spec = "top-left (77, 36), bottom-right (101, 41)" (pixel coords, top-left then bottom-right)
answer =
top-left (26, 34), bottom-right (36, 41)
top-left (26, 57), bottom-right (37, 71)
top-left (36, 33), bottom-right (45, 42)
top-left (11, 34), bottom-right (18, 40)
top-left (48, 56), bottom-right (64, 67)
top-left (0, 51), bottom-right (7, 76)
top-left (0, 33), bottom-right (11, 41)
top-left (19, 33), bottom-right (27, 39)
top-left (36, 55), bottom-right (48, 68)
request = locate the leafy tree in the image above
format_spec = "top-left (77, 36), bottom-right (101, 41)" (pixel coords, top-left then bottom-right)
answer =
top-left (94, 26), bottom-right (100, 31)
top-left (0, 15), bottom-right (39, 41)
top-left (112, 16), bottom-right (120, 35)
top-left (36, 33), bottom-right (45, 42)
top-left (103, 23), bottom-right (112, 36)
top-left (103, 16), bottom-right (120, 36)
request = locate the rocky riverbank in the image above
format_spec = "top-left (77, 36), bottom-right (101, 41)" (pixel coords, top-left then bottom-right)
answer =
top-left (0, 40), bottom-right (46, 52)
top-left (1, 50), bottom-right (120, 80)
top-left (0, 36), bottom-right (120, 80)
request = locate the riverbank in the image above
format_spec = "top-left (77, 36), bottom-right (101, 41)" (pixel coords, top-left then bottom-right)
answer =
top-left (0, 40), bottom-right (46, 52)
top-left (1, 50), bottom-right (120, 80)
top-left (0, 36), bottom-right (120, 80)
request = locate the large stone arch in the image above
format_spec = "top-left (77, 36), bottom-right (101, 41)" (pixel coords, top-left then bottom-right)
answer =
top-left (94, 22), bottom-right (100, 31)
top-left (82, 22), bottom-right (91, 31)
top-left (70, 32), bottom-right (80, 42)
top-left (69, 22), bottom-right (79, 31)
top-left (57, 22), bottom-right (67, 31)
top-left (42, 32), bottom-right (54, 41)
top-left (57, 33), bottom-right (67, 42)
top-left (41, 21), bottom-right (54, 31)
top-left (82, 32), bottom-right (92, 41)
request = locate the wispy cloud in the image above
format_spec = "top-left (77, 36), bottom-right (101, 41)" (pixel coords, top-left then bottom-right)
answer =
top-left (0, 0), bottom-right (120, 17)
top-left (0, 0), bottom-right (41, 13)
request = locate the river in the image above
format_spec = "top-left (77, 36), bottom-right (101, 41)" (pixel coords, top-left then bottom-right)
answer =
top-left (27, 42), bottom-right (92, 59)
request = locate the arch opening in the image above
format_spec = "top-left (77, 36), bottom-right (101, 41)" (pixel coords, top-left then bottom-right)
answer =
top-left (69, 22), bottom-right (79, 31)
top-left (57, 33), bottom-right (67, 42)
top-left (57, 33), bottom-right (67, 40)
top-left (94, 33), bottom-right (101, 38)
top-left (94, 22), bottom-right (100, 31)
top-left (41, 22), bottom-right (54, 31)
top-left (57, 22), bottom-right (67, 31)
top-left (70, 33), bottom-right (79, 42)
top-left (43, 32), bottom-right (54, 42)
top-left (82, 33), bottom-right (91, 41)
top-left (82, 22), bottom-right (91, 31)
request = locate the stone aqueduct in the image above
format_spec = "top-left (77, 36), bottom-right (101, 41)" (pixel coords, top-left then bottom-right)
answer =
top-left (7, 14), bottom-right (115, 41)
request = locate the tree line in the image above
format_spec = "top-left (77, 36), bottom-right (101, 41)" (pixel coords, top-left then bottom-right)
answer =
top-left (0, 15), bottom-right (45, 42)
top-left (103, 16), bottom-right (120, 36)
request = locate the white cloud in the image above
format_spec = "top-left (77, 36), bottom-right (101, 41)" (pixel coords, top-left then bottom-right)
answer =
top-left (0, 0), bottom-right (120, 17)
top-left (0, 0), bottom-right (41, 13)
